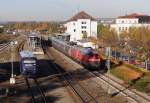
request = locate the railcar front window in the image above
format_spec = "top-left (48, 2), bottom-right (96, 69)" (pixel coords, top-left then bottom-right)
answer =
top-left (23, 60), bottom-right (36, 64)
top-left (25, 64), bottom-right (33, 66)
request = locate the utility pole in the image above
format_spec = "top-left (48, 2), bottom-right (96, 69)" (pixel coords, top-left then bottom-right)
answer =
top-left (145, 60), bottom-right (148, 70)
top-left (105, 47), bottom-right (111, 94)
top-left (10, 41), bottom-right (18, 85)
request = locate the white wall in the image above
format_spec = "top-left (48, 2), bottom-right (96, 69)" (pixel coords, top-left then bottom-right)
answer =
top-left (0, 25), bottom-right (4, 28)
top-left (111, 23), bottom-right (150, 34)
top-left (111, 17), bottom-right (150, 34)
top-left (116, 18), bottom-right (139, 24)
top-left (91, 21), bottom-right (97, 37)
top-left (64, 19), bottom-right (97, 41)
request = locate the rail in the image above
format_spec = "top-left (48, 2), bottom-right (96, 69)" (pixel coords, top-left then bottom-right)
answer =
top-left (0, 43), bottom-right (9, 52)
top-left (0, 35), bottom-right (26, 53)
top-left (25, 78), bottom-right (48, 103)
top-left (92, 71), bottom-right (150, 103)
top-left (44, 47), bottom-right (98, 103)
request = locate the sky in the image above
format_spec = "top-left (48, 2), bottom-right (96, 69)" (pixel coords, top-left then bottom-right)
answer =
top-left (0, 0), bottom-right (150, 21)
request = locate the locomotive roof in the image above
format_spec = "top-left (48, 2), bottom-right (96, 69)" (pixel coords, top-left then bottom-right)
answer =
top-left (51, 37), bottom-right (99, 55)
top-left (20, 51), bottom-right (34, 58)
top-left (51, 37), bottom-right (68, 45)
top-left (52, 37), bottom-right (92, 50)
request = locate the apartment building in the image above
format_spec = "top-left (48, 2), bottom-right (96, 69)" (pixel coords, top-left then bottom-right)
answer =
top-left (64, 11), bottom-right (97, 41)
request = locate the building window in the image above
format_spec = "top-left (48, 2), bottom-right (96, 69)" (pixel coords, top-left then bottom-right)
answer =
top-left (122, 20), bottom-right (124, 23)
top-left (73, 22), bottom-right (75, 25)
top-left (126, 27), bottom-right (128, 31)
top-left (81, 21), bottom-right (86, 24)
top-left (74, 29), bottom-right (76, 32)
top-left (81, 26), bottom-right (86, 29)
top-left (82, 31), bottom-right (86, 34)
top-left (119, 27), bottom-right (121, 31)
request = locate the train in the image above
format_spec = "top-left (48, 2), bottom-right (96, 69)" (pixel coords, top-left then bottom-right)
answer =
top-left (50, 37), bottom-right (101, 69)
top-left (19, 51), bottom-right (38, 78)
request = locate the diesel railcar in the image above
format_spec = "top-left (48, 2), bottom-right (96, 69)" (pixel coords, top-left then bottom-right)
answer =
top-left (19, 51), bottom-right (38, 78)
top-left (51, 37), bottom-right (100, 69)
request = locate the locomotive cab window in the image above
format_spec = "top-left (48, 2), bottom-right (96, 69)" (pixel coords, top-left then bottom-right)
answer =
top-left (23, 60), bottom-right (36, 64)
top-left (25, 64), bottom-right (33, 66)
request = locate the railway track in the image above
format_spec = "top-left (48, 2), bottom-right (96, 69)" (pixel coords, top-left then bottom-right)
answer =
top-left (0, 35), bottom-right (27, 62)
top-left (0, 35), bottom-right (26, 53)
top-left (18, 39), bottom-right (48, 103)
top-left (45, 48), bottom-right (98, 103)
top-left (0, 43), bottom-right (9, 52)
top-left (44, 44), bottom-right (150, 103)
top-left (17, 40), bottom-right (26, 52)
top-left (0, 43), bottom-right (10, 62)
top-left (40, 39), bottom-right (127, 103)
top-left (39, 39), bottom-right (98, 103)
top-left (19, 39), bottom-right (48, 103)
top-left (0, 38), bottom-right (27, 85)
top-left (0, 39), bottom-right (26, 77)
top-left (92, 71), bottom-right (150, 103)
top-left (25, 78), bottom-right (48, 103)
top-left (62, 51), bottom-right (150, 103)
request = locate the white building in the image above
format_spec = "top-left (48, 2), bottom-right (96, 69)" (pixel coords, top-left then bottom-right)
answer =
top-left (0, 25), bottom-right (4, 28)
top-left (111, 13), bottom-right (150, 34)
top-left (64, 11), bottom-right (97, 41)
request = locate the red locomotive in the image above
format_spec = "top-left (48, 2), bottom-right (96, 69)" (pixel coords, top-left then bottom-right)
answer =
top-left (51, 37), bottom-right (100, 69)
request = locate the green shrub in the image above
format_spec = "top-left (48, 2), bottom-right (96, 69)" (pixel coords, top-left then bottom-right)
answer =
top-left (134, 76), bottom-right (150, 92)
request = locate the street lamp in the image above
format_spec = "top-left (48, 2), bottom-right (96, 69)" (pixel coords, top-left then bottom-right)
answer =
top-left (10, 41), bottom-right (18, 85)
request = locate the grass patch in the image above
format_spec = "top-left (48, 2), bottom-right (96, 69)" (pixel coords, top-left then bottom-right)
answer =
top-left (100, 51), bottom-right (150, 93)
top-left (111, 65), bottom-right (143, 83)
top-left (124, 63), bottom-right (145, 73)
top-left (110, 63), bottom-right (150, 93)
top-left (131, 76), bottom-right (150, 92)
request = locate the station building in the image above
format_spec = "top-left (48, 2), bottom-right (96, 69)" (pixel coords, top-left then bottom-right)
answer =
top-left (64, 11), bottom-right (97, 42)
top-left (111, 13), bottom-right (150, 34)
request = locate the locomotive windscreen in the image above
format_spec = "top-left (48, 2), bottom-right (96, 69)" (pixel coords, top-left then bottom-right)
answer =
top-left (23, 60), bottom-right (36, 64)
top-left (25, 64), bottom-right (34, 66)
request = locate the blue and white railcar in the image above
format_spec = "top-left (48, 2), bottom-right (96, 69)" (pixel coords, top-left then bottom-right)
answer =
top-left (19, 51), bottom-right (38, 78)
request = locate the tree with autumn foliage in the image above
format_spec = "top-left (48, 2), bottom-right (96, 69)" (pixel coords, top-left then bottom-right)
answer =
top-left (97, 24), bottom-right (119, 47)
top-left (97, 23), bottom-right (150, 61)
top-left (0, 28), bottom-right (4, 33)
top-left (120, 27), bottom-right (150, 60)
top-left (4, 22), bottom-right (59, 35)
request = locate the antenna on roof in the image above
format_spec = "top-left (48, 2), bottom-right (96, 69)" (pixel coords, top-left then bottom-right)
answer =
top-left (125, 11), bottom-right (128, 16)
top-left (77, 1), bottom-right (80, 13)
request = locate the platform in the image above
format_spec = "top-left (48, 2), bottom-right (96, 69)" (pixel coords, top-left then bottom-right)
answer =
top-left (23, 40), bottom-right (44, 55)
top-left (32, 47), bottom-right (44, 55)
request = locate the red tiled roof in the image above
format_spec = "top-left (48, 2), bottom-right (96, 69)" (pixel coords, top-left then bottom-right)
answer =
top-left (66, 11), bottom-right (96, 22)
top-left (118, 13), bottom-right (147, 19)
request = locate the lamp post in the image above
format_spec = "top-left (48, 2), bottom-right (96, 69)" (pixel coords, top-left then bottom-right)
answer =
top-left (10, 41), bottom-right (18, 85)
